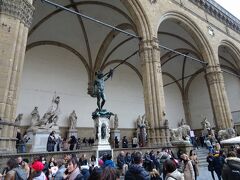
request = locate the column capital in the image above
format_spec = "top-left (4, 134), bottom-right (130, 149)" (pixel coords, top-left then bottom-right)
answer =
top-left (139, 37), bottom-right (160, 52)
top-left (0, 0), bottom-right (34, 27)
top-left (205, 65), bottom-right (224, 85)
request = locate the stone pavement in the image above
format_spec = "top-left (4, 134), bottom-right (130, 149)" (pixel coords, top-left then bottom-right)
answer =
top-left (198, 166), bottom-right (214, 180)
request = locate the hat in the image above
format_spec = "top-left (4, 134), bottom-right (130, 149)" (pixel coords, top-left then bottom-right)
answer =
top-left (31, 161), bottom-right (44, 171)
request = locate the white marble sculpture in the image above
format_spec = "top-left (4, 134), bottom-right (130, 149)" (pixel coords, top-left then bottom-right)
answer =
top-left (40, 94), bottom-right (60, 128)
top-left (69, 110), bottom-right (77, 129)
top-left (218, 128), bottom-right (236, 140)
top-left (201, 116), bottom-right (211, 130)
top-left (15, 113), bottom-right (23, 125)
top-left (30, 107), bottom-right (40, 127)
top-left (170, 124), bottom-right (191, 142)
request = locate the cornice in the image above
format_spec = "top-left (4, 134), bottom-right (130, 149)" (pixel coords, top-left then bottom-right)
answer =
top-left (0, 0), bottom-right (34, 27)
top-left (189, 0), bottom-right (240, 33)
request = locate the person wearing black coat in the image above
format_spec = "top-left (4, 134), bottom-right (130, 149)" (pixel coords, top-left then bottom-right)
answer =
top-left (222, 151), bottom-right (240, 180)
top-left (207, 153), bottom-right (215, 180)
top-left (125, 151), bottom-right (150, 180)
top-left (69, 135), bottom-right (77, 150)
top-left (47, 131), bottom-right (56, 152)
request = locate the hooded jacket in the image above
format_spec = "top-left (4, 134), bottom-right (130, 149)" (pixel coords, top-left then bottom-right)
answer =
top-left (222, 157), bottom-right (240, 180)
top-left (166, 169), bottom-right (184, 180)
top-left (125, 164), bottom-right (150, 180)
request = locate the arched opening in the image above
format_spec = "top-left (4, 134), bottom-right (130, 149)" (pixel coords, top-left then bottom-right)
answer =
top-left (158, 13), bottom-right (214, 131)
top-left (17, 0), bottom-right (149, 138)
top-left (218, 41), bottom-right (240, 131)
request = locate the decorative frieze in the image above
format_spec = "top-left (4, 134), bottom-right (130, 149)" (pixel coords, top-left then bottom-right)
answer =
top-left (189, 0), bottom-right (240, 33)
top-left (0, 0), bottom-right (34, 27)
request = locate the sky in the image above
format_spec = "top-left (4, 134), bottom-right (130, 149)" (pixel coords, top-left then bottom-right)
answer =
top-left (214, 0), bottom-right (240, 20)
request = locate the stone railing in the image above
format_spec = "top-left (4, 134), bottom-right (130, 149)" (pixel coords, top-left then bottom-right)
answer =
top-left (189, 0), bottom-right (240, 33)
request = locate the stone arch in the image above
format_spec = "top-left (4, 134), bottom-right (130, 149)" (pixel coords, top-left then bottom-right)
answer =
top-left (121, 1), bottom-right (152, 40)
top-left (157, 11), bottom-right (214, 65)
top-left (219, 40), bottom-right (240, 69)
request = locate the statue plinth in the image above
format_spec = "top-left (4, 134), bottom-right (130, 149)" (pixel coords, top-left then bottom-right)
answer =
top-left (92, 109), bottom-right (113, 165)
top-left (68, 128), bottom-right (78, 138)
top-left (27, 125), bottom-right (60, 152)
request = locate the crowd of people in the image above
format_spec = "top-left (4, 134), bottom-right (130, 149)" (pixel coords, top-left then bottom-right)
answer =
top-left (1, 144), bottom-right (240, 180)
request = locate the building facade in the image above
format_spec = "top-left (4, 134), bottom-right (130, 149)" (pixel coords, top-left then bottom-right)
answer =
top-left (0, 0), bottom-right (240, 152)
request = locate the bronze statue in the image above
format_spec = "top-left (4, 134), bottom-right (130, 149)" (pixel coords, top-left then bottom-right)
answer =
top-left (94, 70), bottom-right (112, 110)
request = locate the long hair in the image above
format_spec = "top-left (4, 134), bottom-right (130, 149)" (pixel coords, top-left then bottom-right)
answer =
top-left (100, 167), bottom-right (117, 180)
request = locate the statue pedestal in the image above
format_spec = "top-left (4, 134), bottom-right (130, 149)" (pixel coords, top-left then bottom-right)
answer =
top-left (27, 125), bottom-right (60, 152)
top-left (92, 109), bottom-right (113, 165)
top-left (171, 140), bottom-right (192, 155)
top-left (68, 129), bottom-right (78, 138)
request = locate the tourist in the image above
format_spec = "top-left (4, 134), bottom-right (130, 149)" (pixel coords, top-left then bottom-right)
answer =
top-left (125, 151), bottom-right (150, 180)
top-left (159, 147), bottom-right (171, 178)
top-left (69, 135), bottom-right (77, 150)
top-left (125, 152), bottom-right (132, 167)
top-left (149, 168), bottom-right (161, 180)
top-left (31, 161), bottom-right (47, 180)
top-left (79, 155), bottom-right (90, 180)
top-left (222, 151), bottom-right (240, 180)
top-left (132, 137), bottom-right (138, 148)
top-left (56, 136), bottom-right (62, 151)
top-left (122, 136), bottom-right (128, 148)
top-left (79, 154), bottom-right (88, 167)
top-left (213, 150), bottom-right (225, 180)
top-left (62, 138), bottom-right (69, 151)
top-left (76, 138), bottom-right (81, 150)
top-left (47, 131), bottom-right (56, 152)
top-left (115, 136), bottom-right (119, 148)
top-left (190, 130), bottom-right (198, 149)
top-left (189, 150), bottom-right (199, 180)
top-left (52, 159), bottom-right (66, 180)
top-left (205, 138), bottom-right (214, 153)
top-left (164, 159), bottom-right (184, 180)
top-left (20, 159), bottom-right (30, 179)
top-left (181, 154), bottom-right (195, 180)
top-left (206, 152), bottom-right (215, 180)
top-left (63, 157), bottom-right (83, 180)
top-left (100, 166), bottom-right (118, 180)
top-left (16, 129), bottom-right (22, 153)
top-left (143, 151), bottom-right (154, 172)
top-left (103, 154), bottom-right (115, 168)
top-left (5, 158), bottom-right (27, 180)
top-left (117, 151), bottom-right (125, 170)
top-left (88, 167), bottom-right (102, 180)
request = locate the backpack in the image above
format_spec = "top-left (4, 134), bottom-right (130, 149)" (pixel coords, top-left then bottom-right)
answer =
top-left (13, 167), bottom-right (27, 180)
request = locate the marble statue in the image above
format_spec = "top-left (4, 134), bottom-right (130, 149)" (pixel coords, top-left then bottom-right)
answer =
top-left (15, 113), bottom-right (23, 125)
top-left (218, 128), bottom-right (236, 140)
top-left (178, 118), bottom-right (186, 127)
top-left (170, 128), bottom-right (183, 141)
top-left (201, 116), bottom-right (211, 130)
top-left (40, 94), bottom-right (60, 127)
top-left (31, 107), bottom-right (40, 126)
top-left (136, 114), bottom-right (146, 128)
top-left (69, 110), bottom-right (77, 129)
top-left (114, 114), bottom-right (119, 129)
top-left (170, 124), bottom-right (191, 142)
top-left (94, 71), bottom-right (112, 110)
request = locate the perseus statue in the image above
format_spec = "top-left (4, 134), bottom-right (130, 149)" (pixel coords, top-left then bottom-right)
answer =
top-left (94, 70), bottom-right (113, 110)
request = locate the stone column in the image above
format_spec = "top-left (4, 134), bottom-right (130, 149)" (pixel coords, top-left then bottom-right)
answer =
top-left (139, 38), bottom-right (167, 146)
top-left (205, 65), bottom-right (232, 130)
top-left (182, 95), bottom-right (192, 126)
top-left (0, 0), bottom-right (34, 152)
